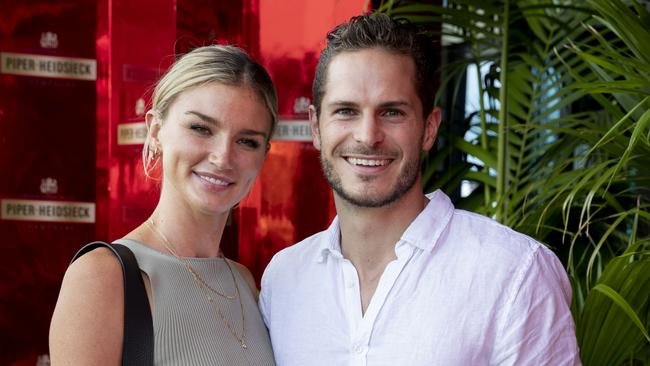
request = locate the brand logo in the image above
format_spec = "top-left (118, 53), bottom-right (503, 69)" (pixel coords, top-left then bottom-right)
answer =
top-left (272, 120), bottom-right (313, 142)
top-left (293, 96), bottom-right (310, 115)
top-left (135, 97), bottom-right (146, 116)
top-left (40, 32), bottom-right (59, 49)
top-left (40, 177), bottom-right (58, 195)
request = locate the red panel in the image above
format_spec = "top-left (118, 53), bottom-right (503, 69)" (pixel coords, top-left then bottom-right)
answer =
top-left (0, 3), bottom-right (368, 363)
top-left (102, 0), bottom-right (176, 241)
top-left (0, 1), bottom-right (97, 364)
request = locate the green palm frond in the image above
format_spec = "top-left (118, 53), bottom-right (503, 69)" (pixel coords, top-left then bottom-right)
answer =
top-left (378, 0), bottom-right (650, 364)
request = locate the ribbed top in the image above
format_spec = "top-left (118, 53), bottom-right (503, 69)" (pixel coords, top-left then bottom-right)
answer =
top-left (115, 239), bottom-right (275, 366)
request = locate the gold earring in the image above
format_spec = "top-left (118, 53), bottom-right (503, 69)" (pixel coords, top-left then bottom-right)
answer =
top-left (149, 145), bottom-right (160, 161)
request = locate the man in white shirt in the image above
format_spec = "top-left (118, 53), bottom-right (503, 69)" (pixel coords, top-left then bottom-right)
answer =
top-left (259, 13), bottom-right (580, 366)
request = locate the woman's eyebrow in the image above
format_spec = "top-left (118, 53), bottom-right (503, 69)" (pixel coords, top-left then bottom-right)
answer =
top-left (185, 110), bottom-right (219, 125)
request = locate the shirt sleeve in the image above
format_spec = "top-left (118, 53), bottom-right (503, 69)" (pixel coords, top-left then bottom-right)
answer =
top-left (258, 257), bottom-right (273, 328)
top-left (492, 244), bottom-right (582, 365)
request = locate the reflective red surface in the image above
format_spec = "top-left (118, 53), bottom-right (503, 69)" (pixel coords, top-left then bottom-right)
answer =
top-left (0, 0), bottom-right (366, 363)
top-left (0, 1), bottom-right (97, 364)
top-left (99, 0), bottom-right (176, 242)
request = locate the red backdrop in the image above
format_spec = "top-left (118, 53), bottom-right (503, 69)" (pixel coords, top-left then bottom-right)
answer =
top-left (0, 0), bottom-right (366, 364)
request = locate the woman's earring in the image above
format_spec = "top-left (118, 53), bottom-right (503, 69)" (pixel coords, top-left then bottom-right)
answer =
top-left (149, 144), bottom-right (161, 162)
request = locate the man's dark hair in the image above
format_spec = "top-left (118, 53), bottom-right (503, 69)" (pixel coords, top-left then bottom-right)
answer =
top-left (312, 13), bottom-right (436, 118)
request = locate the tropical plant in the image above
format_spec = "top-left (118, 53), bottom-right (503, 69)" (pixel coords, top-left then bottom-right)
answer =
top-left (377, 0), bottom-right (650, 364)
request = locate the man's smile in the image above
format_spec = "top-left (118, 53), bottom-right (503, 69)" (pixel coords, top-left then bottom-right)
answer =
top-left (345, 157), bottom-right (392, 167)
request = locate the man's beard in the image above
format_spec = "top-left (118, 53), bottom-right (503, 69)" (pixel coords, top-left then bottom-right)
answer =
top-left (319, 145), bottom-right (421, 208)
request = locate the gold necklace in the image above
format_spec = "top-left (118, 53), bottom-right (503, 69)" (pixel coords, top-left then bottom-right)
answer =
top-left (146, 219), bottom-right (237, 299)
top-left (146, 218), bottom-right (248, 349)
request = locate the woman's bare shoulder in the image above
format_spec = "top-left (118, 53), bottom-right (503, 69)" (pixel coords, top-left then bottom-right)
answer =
top-left (49, 247), bottom-right (124, 366)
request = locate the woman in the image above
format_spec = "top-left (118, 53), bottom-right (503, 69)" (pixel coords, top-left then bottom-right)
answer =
top-left (49, 45), bottom-right (277, 365)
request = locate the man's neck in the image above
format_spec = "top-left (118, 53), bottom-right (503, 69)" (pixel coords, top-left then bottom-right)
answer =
top-left (335, 185), bottom-right (428, 314)
top-left (336, 186), bottom-right (428, 276)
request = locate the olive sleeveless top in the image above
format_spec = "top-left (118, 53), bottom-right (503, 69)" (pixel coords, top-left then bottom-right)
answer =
top-left (114, 239), bottom-right (275, 366)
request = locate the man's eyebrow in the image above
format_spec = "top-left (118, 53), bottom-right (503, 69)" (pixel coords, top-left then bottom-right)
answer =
top-left (326, 100), bottom-right (358, 108)
top-left (185, 111), bottom-right (219, 125)
top-left (379, 101), bottom-right (410, 108)
top-left (326, 100), bottom-right (412, 109)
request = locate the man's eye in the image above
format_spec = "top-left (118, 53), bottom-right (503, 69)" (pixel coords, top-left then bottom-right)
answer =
top-left (383, 109), bottom-right (404, 117)
top-left (190, 124), bottom-right (211, 135)
top-left (238, 138), bottom-right (261, 149)
top-left (335, 108), bottom-right (357, 116)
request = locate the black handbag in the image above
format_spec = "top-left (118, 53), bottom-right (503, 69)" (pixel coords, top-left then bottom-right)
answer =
top-left (71, 241), bottom-right (154, 366)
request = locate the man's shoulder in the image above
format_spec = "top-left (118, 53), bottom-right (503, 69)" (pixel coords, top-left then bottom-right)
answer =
top-left (423, 190), bottom-right (545, 258)
top-left (265, 229), bottom-right (329, 271)
top-left (442, 208), bottom-right (571, 299)
top-left (446, 208), bottom-right (551, 262)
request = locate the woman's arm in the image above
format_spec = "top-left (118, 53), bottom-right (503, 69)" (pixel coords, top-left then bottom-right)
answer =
top-left (49, 248), bottom-right (124, 366)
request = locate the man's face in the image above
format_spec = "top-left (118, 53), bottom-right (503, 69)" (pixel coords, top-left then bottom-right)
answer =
top-left (310, 48), bottom-right (440, 208)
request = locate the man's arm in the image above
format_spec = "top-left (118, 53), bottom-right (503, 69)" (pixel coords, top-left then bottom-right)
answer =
top-left (258, 257), bottom-right (274, 328)
top-left (492, 245), bottom-right (581, 365)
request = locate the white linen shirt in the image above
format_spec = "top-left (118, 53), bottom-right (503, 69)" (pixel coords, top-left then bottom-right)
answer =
top-left (260, 190), bottom-right (580, 366)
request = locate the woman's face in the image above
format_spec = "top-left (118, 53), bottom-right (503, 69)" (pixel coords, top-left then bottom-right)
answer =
top-left (152, 82), bottom-right (271, 216)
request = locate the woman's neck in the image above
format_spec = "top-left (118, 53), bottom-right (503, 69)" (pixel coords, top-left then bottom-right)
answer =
top-left (128, 194), bottom-right (230, 258)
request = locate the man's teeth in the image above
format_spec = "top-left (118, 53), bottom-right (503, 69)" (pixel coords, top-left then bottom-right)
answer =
top-left (347, 157), bottom-right (389, 167)
top-left (200, 175), bottom-right (229, 185)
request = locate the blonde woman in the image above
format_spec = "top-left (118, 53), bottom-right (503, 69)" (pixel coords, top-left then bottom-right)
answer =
top-left (50, 45), bottom-right (277, 366)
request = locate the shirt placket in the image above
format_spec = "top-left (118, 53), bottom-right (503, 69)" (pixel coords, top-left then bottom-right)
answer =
top-left (339, 243), bottom-right (414, 366)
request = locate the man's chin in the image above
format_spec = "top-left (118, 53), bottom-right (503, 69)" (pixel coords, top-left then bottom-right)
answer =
top-left (334, 187), bottom-right (400, 209)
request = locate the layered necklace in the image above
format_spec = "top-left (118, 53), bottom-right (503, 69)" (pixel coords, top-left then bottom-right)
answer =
top-left (146, 218), bottom-right (248, 350)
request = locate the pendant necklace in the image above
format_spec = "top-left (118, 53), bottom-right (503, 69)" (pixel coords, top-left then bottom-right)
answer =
top-left (146, 219), bottom-right (248, 350)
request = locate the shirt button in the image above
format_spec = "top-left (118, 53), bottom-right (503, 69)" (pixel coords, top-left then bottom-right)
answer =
top-left (353, 343), bottom-right (364, 354)
top-left (346, 281), bottom-right (355, 289)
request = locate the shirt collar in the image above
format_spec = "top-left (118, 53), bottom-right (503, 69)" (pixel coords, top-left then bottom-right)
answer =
top-left (315, 189), bottom-right (455, 262)
top-left (400, 189), bottom-right (455, 252)
top-left (317, 216), bottom-right (343, 263)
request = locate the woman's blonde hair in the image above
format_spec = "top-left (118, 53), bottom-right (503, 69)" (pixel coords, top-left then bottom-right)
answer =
top-left (143, 45), bottom-right (278, 177)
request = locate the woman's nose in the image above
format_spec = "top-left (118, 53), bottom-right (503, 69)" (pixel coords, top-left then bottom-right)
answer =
top-left (208, 140), bottom-right (234, 170)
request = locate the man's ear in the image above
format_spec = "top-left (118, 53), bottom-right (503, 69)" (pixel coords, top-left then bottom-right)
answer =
top-left (423, 107), bottom-right (442, 152)
top-left (309, 105), bottom-right (321, 151)
top-left (145, 110), bottom-right (162, 148)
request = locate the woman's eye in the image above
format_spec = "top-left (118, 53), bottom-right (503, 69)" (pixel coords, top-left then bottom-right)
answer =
top-left (190, 124), bottom-right (211, 135)
top-left (238, 138), bottom-right (261, 149)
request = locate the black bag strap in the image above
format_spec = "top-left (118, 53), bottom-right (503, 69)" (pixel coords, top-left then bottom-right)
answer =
top-left (71, 241), bottom-right (154, 366)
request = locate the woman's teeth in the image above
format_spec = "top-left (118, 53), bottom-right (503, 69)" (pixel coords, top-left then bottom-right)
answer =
top-left (200, 175), bottom-right (229, 186)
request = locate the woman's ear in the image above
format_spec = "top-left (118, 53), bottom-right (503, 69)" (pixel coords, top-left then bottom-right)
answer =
top-left (145, 110), bottom-right (162, 150)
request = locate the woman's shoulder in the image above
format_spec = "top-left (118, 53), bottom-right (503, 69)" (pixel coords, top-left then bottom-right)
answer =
top-left (229, 260), bottom-right (258, 298)
top-left (63, 247), bottom-right (125, 297)
top-left (49, 246), bottom-right (124, 365)
top-left (70, 245), bottom-right (123, 274)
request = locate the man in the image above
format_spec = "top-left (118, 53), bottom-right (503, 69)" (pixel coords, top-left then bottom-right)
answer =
top-left (260, 13), bottom-right (580, 366)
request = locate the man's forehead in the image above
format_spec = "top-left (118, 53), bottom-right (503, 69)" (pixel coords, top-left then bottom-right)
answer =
top-left (321, 49), bottom-right (418, 105)
top-left (327, 48), bottom-right (414, 71)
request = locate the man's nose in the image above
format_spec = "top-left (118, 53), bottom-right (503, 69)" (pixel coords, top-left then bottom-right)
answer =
top-left (353, 114), bottom-right (384, 146)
